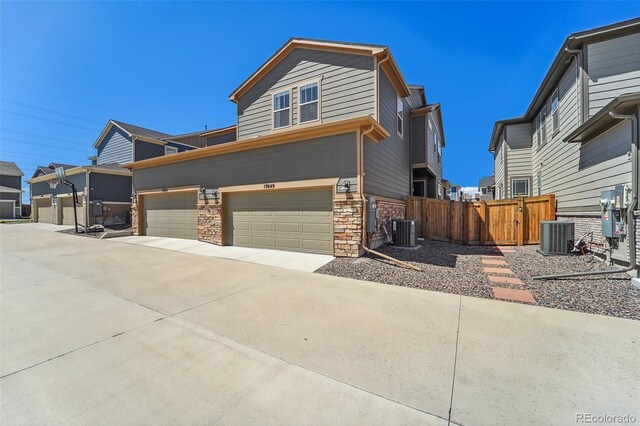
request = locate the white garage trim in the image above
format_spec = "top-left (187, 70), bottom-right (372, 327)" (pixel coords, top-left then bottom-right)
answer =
top-left (219, 177), bottom-right (339, 194)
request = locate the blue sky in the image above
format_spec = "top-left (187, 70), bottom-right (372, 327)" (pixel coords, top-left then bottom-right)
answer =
top-left (1, 1), bottom-right (638, 202)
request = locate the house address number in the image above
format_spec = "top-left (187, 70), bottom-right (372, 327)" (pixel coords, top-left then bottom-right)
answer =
top-left (263, 183), bottom-right (276, 189)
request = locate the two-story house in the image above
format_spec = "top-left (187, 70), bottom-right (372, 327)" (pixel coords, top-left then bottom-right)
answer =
top-left (478, 175), bottom-right (495, 201)
top-left (0, 161), bottom-right (24, 219)
top-left (489, 18), bottom-right (640, 265)
top-left (124, 38), bottom-right (445, 256)
top-left (411, 98), bottom-right (445, 198)
top-left (29, 120), bottom-right (202, 227)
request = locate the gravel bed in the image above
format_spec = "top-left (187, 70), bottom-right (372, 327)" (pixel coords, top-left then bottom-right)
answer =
top-left (315, 240), bottom-right (640, 320)
top-left (57, 225), bottom-right (131, 239)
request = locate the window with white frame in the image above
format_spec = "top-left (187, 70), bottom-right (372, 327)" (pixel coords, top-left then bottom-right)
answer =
top-left (273, 90), bottom-right (290, 129)
top-left (551, 88), bottom-right (559, 134)
top-left (512, 178), bottom-right (530, 197)
top-left (397, 97), bottom-right (403, 137)
top-left (536, 106), bottom-right (547, 148)
top-left (299, 82), bottom-right (319, 123)
top-left (165, 145), bottom-right (178, 155)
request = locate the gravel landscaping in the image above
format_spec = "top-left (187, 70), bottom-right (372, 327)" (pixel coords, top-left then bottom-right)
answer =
top-left (315, 240), bottom-right (640, 320)
top-left (58, 224), bottom-right (131, 239)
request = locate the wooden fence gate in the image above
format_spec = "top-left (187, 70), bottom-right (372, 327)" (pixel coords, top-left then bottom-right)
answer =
top-left (406, 195), bottom-right (556, 246)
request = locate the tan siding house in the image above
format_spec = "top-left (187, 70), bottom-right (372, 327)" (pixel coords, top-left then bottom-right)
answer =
top-left (489, 18), bottom-right (640, 266)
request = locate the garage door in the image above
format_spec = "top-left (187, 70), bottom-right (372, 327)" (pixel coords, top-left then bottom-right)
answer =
top-left (61, 196), bottom-right (85, 226)
top-left (226, 189), bottom-right (333, 255)
top-left (143, 191), bottom-right (198, 240)
top-left (0, 201), bottom-right (14, 219)
top-left (35, 198), bottom-right (52, 223)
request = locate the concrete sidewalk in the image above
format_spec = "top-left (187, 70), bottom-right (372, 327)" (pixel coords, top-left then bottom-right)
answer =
top-left (1, 223), bottom-right (638, 425)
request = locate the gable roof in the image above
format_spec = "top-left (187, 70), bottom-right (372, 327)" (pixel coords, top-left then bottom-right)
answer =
top-left (31, 163), bottom-right (77, 179)
top-left (488, 17), bottom-right (640, 152)
top-left (228, 37), bottom-right (411, 102)
top-left (0, 161), bottom-right (23, 177)
top-left (93, 119), bottom-right (205, 149)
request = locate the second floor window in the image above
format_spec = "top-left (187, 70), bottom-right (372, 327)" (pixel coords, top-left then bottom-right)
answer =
top-left (165, 146), bottom-right (178, 155)
top-left (536, 107), bottom-right (547, 148)
top-left (551, 88), bottom-right (559, 134)
top-left (299, 82), bottom-right (319, 123)
top-left (273, 90), bottom-right (290, 129)
top-left (397, 97), bottom-right (403, 137)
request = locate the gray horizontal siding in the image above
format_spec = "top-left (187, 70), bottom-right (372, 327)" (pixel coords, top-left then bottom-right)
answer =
top-left (135, 141), bottom-right (165, 161)
top-left (237, 49), bottom-right (375, 140)
top-left (426, 112), bottom-right (442, 180)
top-left (133, 132), bottom-right (357, 191)
top-left (0, 176), bottom-right (21, 190)
top-left (363, 71), bottom-right (410, 200)
top-left (411, 115), bottom-right (425, 164)
top-left (494, 137), bottom-right (505, 199)
top-left (505, 123), bottom-right (532, 197)
top-left (587, 32), bottom-right (640, 117)
top-left (0, 192), bottom-right (20, 202)
top-left (97, 127), bottom-right (132, 165)
top-left (30, 173), bottom-right (87, 197)
top-left (89, 173), bottom-right (132, 202)
top-left (531, 60), bottom-right (583, 201)
top-left (207, 132), bottom-right (236, 146)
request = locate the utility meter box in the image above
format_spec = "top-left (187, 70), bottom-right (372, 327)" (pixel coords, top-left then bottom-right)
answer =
top-left (614, 184), bottom-right (632, 209)
top-left (93, 200), bottom-right (104, 216)
top-left (601, 190), bottom-right (623, 238)
top-left (366, 197), bottom-right (377, 233)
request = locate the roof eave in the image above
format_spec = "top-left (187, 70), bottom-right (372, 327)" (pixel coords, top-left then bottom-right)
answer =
top-left (564, 93), bottom-right (640, 143)
top-left (123, 116), bottom-right (388, 170)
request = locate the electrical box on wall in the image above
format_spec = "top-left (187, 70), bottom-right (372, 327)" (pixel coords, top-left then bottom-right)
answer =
top-left (93, 200), bottom-right (104, 216)
top-left (366, 197), bottom-right (377, 234)
top-left (601, 190), bottom-right (624, 238)
top-left (614, 184), bottom-right (632, 209)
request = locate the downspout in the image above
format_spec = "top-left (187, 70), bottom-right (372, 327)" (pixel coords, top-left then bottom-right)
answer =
top-left (534, 110), bottom-right (638, 279)
top-left (359, 124), bottom-right (421, 272)
top-left (565, 48), bottom-right (582, 125)
top-left (376, 54), bottom-right (390, 123)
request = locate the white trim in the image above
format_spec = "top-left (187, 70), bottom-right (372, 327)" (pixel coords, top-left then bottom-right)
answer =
top-left (272, 88), bottom-right (292, 130)
top-left (412, 179), bottom-right (427, 197)
top-left (165, 145), bottom-right (178, 155)
top-left (88, 201), bottom-right (131, 205)
top-left (298, 80), bottom-right (320, 125)
top-left (511, 177), bottom-right (530, 197)
top-left (396, 97), bottom-right (404, 137)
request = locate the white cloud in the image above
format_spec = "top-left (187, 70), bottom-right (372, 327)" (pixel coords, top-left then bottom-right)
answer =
top-left (460, 186), bottom-right (479, 195)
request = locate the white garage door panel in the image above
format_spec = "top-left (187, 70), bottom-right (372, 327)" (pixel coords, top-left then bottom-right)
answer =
top-left (143, 192), bottom-right (198, 240)
top-left (226, 189), bottom-right (333, 255)
top-left (0, 202), bottom-right (14, 219)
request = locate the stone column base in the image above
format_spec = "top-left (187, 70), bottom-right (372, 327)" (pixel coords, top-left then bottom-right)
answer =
top-left (333, 198), bottom-right (363, 257)
top-left (198, 201), bottom-right (222, 245)
top-left (369, 200), bottom-right (406, 249)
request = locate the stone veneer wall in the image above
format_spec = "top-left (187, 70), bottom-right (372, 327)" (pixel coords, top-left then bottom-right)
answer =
top-left (369, 200), bottom-right (406, 249)
top-left (131, 203), bottom-right (139, 235)
top-left (197, 200), bottom-right (223, 245)
top-left (333, 198), bottom-right (363, 257)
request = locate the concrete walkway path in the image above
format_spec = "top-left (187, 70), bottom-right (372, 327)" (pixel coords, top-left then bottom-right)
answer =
top-left (1, 223), bottom-right (638, 425)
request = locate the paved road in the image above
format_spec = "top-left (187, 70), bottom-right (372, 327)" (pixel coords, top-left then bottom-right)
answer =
top-left (1, 224), bottom-right (638, 425)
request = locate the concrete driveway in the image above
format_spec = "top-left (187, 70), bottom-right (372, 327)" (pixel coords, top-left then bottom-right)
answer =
top-left (1, 223), bottom-right (638, 425)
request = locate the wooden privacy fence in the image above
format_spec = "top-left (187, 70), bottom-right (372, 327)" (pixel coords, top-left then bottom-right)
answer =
top-left (406, 195), bottom-right (556, 246)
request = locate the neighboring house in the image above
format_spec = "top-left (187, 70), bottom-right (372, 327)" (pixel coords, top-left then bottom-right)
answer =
top-left (125, 38), bottom-right (445, 256)
top-left (488, 18), bottom-right (640, 265)
top-left (411, 96), bottom-right (445, 198)
top-left (0, 161), bottom-right (24, 219)
top-left (28, 120), bottom-right (204, 226)
top-left (446, 183), bottom-right (461, 201)
top-left (478, 175), bottom-right (495, 201)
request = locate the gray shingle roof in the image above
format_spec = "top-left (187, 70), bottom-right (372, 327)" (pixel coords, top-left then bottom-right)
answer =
top-left (32, 163), bottom-right (77, 178)
top-left (112, 120), bottom-right (172, 140)
top-left (0, 161), bottom-right (24, 177)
